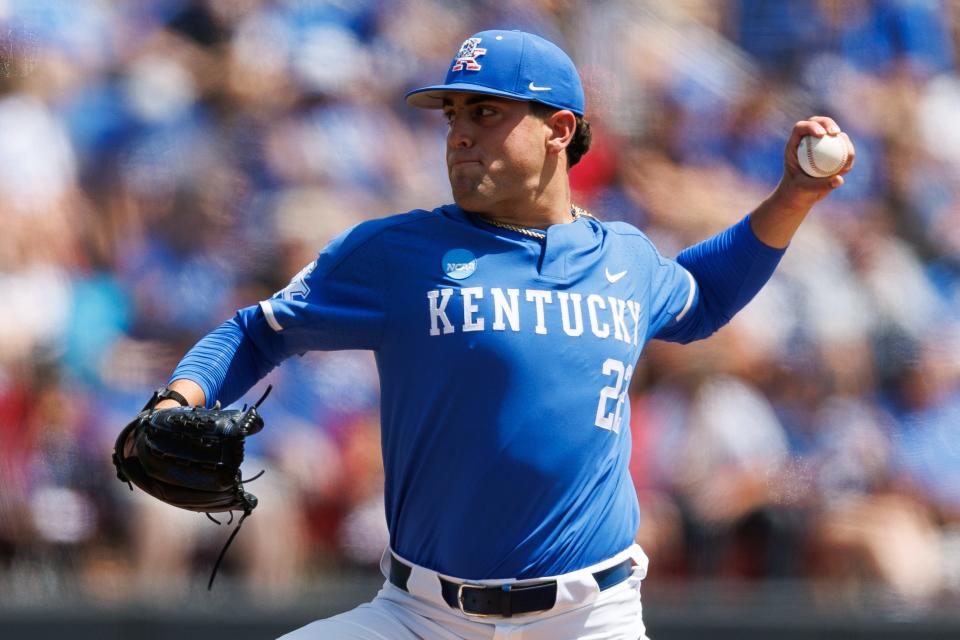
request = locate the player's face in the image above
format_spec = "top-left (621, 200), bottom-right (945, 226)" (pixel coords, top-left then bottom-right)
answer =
top-left (442, 93), bottom-right (552, 214)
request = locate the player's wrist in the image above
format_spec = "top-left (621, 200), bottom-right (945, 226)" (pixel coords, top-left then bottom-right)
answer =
top-left (771, 177), bottom-right (824, 211)
top-left (160, 378), bottom-right (207, 408)
top-left (150, 385), bottom-right (192, 410)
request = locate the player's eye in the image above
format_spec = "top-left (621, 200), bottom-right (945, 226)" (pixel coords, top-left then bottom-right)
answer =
top-left (474, 106), bottom-right (496, 118)
top-left (442, 110), bottom-right (455, 125)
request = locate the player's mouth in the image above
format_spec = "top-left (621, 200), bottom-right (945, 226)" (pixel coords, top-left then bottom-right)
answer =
top-left (448, 155), bottom-right (483, 168)
top-left (450, 162), bottom-right (482, 175)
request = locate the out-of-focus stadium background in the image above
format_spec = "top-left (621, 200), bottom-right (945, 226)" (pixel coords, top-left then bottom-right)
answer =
top-left (2, 0), bottom-right (960, 637)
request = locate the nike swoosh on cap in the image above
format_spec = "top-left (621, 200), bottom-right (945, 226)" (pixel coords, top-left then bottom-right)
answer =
top-left (605, 268), bottom-right (628, 283)
top-left (528, 82), bottom-right (552, 91)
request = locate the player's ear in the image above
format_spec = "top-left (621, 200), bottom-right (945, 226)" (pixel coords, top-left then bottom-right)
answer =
top-left (545, 109), bottom-right (576, 156)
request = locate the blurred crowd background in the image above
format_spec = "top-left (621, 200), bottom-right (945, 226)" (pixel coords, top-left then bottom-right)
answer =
top-left (2, 0), bottom-right (960, 614)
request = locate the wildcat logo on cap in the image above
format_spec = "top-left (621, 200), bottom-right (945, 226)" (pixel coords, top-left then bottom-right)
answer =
top-left (451, 37), bottom-right (487, 72)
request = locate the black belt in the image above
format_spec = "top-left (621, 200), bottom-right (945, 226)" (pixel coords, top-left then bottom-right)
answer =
top-left (388, 554), bottom-right (634, 618)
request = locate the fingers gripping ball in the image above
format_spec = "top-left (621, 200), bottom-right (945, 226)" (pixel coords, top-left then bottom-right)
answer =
top-left (797, 134), bottom-right (848, 178)
top-left (113, 385), bottom-right (272, 588)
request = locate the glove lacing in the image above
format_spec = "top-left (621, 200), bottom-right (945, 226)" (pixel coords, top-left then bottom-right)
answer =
top-left (204, 384), bottom-right (273, 591)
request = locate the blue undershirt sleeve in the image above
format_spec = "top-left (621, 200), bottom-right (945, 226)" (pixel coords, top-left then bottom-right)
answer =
top-left (655, 214), bottom-right (786, 343)
top-left (168, 311), bottom-right (279, 408)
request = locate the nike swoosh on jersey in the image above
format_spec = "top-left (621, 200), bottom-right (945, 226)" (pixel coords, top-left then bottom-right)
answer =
top-left (528, 82), bottom-right (552, 91)
top-left (605, 268), bottom-right (628, 283)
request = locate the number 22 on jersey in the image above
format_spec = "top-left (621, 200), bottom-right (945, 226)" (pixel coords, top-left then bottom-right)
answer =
top-left (594, 358), bottom-right (633, 433)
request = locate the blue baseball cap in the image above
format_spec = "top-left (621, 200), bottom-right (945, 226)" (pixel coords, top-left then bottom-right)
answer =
top-left (405, 30), bottom-right (585, 116)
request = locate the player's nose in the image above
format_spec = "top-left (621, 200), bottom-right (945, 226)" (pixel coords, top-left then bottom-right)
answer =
top-left (447, 118), bottom-right (474, 149)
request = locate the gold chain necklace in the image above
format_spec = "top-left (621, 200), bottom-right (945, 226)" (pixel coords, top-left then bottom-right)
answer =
top-left (480, 205), bottom-right (595, 240)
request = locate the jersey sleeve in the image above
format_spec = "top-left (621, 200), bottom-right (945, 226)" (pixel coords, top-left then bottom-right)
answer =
top-left (654, 214), bottom-right (786, 344)
top-left (169, 219), bottom-right (388, 407)
top-left (642, 238), bottom-right (700, 342)
top-left (252, 220), bottom-right (387, 355)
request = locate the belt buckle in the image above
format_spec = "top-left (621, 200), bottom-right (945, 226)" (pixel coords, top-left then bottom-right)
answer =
top-left (457, 582), bottom-right (500, 618)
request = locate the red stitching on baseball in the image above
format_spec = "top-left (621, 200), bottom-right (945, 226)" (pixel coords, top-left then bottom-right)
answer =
top-left (806, 136), bottom-right (847, 177)
top-left (806, 138), bottom-right (821, 176)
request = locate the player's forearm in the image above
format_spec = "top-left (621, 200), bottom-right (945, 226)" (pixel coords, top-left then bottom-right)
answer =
top-left (747, 179), bottom-right (824, 249)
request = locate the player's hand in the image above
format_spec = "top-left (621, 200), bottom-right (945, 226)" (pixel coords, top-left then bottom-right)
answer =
top-left (782, 116), bottom-right (856, 195)
top-left (749, 117), bottom-right (856, 248)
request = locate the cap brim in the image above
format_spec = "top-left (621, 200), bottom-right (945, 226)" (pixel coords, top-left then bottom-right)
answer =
top-left (405, 82), bottom-right (532, 109)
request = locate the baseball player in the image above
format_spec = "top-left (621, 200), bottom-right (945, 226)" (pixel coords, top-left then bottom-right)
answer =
top-left (154, 30), bottom-right (854, 639)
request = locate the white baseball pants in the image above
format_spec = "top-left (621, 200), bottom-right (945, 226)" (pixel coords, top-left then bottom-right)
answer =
top-left (279, 544), bottom-right (651, 639)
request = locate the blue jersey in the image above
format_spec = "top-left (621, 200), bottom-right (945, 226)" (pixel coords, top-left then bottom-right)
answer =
top-left (172, 203), bottom-right (785, 579)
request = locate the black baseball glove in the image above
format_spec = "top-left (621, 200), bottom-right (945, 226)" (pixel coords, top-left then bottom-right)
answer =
top-left (112, 385), bottom-right (271, 588)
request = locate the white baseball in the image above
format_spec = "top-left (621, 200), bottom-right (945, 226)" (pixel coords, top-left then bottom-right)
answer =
top-left (797, 134), bottom-right (848, 178)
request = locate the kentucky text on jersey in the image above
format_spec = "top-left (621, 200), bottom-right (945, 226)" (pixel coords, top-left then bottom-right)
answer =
top-left (427, 287), bottom-right (645, 345)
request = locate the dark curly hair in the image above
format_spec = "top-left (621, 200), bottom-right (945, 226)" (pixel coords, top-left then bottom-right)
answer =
top-left (529, 102), bottom-right (592, 169)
